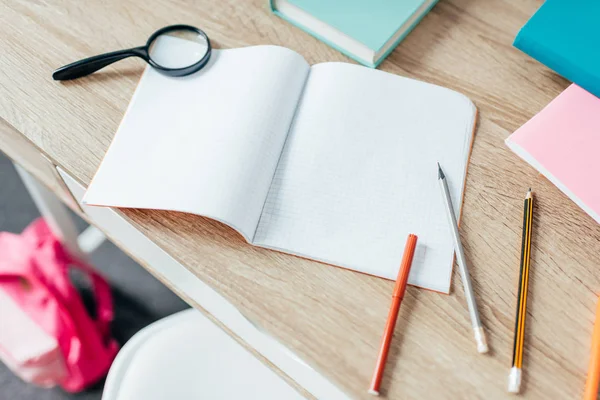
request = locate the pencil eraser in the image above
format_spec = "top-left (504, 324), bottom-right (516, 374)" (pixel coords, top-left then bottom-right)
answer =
top-left (474, 327), bottom-right (489, 354)
top-left (368, 389), bottom-right (380, 396)
top-left (508, 367), bottom-right (521, 393)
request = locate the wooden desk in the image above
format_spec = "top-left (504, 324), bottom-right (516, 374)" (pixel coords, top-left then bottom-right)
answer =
top-left (2, 0), bottom-right (600, 398)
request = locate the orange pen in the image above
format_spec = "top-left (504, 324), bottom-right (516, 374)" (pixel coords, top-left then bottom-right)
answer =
top-left (369, 234), bottom-right (418, 396)
top-left (584, 297), bottom-right (600, 400)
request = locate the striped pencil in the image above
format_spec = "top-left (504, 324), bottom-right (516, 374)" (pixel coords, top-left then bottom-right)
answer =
top-left (508, 188), bottom-right (534, 394)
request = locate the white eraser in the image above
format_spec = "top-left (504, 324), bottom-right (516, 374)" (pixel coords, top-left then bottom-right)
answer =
top-left (474, 327), bottom-right (489, 354)
top-left (368, 389), bottom-right (380, 396)
top-left (508, 367), bottom-right (522, 393)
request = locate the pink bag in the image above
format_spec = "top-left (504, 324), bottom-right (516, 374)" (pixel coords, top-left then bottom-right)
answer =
top-left (0, 218), bottom-right (119, 392)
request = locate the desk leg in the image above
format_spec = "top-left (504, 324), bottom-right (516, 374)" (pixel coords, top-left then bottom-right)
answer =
top-left (13, 163), bottom-right (105, 258)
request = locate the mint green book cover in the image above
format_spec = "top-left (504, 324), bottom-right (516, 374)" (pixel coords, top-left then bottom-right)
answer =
top-left (270, 0), bottom-right (438, 68)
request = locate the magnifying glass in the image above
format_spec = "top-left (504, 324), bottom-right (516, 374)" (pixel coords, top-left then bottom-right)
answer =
top-left (52, 25), bottom-right (211, 81)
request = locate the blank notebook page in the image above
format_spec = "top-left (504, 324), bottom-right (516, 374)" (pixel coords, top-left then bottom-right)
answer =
top-left (83, 43), bottom-right (309, 241)
top-left (254, 63), bottom-right (476, 293)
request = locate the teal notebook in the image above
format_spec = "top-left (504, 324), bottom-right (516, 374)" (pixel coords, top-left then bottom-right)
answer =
top-left (513, 0), bottom-right (600, 98)
top-left (270, 0), bottom-right (438, 68)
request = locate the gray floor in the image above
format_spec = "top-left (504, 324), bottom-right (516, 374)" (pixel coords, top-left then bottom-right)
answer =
top-left (0, 153), bottom-right (189, 399)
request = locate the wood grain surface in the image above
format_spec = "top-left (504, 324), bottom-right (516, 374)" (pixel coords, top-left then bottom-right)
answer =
top-left (0, 118), bottom-right (80, 210)
top-left (2, 0), bottom-right (600, 398)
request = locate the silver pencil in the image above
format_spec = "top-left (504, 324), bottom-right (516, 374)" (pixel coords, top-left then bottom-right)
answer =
top-left (437, 162), bottom-right (488, 353)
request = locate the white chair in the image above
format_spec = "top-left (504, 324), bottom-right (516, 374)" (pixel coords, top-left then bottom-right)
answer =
top-left (102, 309), bottom-right (305, 400)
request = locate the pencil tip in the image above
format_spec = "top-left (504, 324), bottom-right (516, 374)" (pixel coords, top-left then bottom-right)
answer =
top-left (526, 188), bottom-right (532, 199)
top-left (437, 162), bottom-right (445, 179)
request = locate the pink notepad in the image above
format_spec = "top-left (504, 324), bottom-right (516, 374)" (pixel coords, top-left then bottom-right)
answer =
top-left (506, 84), bottom-right (600, 223)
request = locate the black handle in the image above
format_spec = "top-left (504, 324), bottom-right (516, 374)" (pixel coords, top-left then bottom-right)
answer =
top-left (52, 47), bottom-right (147, 81)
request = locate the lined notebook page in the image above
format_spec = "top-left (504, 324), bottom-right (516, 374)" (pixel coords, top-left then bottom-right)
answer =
top-left (83, 43), bottom-right (309, 241)
top-left (254, 63), bottom-right (476, 292)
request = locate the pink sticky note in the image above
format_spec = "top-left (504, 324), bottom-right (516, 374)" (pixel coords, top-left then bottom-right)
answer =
top-left (506, 84), bottom-right (600, 223)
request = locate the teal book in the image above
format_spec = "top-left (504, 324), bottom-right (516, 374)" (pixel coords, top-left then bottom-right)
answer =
top-left (270, 0), bottom-right (438, 68)
top-left (513, 0), bottom-right (600, 98)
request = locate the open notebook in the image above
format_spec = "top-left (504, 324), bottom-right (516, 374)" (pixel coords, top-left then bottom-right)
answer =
top-left (84, 37), bottom-right (477, 293)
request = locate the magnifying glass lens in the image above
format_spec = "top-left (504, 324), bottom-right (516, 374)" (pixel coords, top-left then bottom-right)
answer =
top-left (148, 28), bottom-right (209, 70)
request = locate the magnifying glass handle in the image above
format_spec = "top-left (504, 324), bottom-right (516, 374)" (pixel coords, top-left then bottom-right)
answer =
top-left (52, 46), bottom-right (147, 81)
